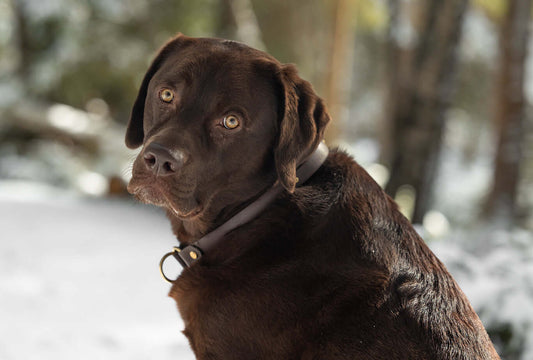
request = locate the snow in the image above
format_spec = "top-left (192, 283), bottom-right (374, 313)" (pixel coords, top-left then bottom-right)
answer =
top-left (0, 183), bottom-right (195, 360)
top-left (430, 228), bottom-right (533, 359)
top-left (1, 177), bottom-right (532, 359)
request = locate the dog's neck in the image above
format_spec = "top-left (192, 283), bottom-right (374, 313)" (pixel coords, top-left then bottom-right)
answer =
top-left (169, 185), bottom-right (272, 244)
top-left (168, 142), bottom-right (329, 246)
top-left (158, 142), bottom-right (329, 272)
top-left (172, 215), bottom-right (208, 244)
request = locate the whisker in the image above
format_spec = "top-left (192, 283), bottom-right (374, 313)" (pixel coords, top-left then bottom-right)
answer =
top-left (122, 164), bottom-right (133, 177)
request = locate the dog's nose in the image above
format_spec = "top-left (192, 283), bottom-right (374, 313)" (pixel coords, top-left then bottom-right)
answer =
top-left (143, 142), bottom-right (184, 176)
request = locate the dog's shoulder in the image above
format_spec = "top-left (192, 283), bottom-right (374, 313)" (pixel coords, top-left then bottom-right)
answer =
top-left (288, 148), bottom-right (404, 255)
top-left (283, 149), bottom-right (499, 359)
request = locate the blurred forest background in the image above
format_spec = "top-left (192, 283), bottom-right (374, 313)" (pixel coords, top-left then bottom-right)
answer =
top-left (1, 0), bottom-right (532, 359)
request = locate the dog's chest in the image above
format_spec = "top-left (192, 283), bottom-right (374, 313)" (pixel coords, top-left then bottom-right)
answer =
top-left (169, 266), bottom-right (312, 358)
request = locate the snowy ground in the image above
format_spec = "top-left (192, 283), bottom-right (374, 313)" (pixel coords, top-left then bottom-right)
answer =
top-left (0, 183), bottom-right (195, 360)
top-left (430, 228), bottom-right (533, 359)
top-left (1, 180), bottom-right (531, 359)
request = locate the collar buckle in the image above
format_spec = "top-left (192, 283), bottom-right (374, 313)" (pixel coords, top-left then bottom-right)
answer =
top-left (159, 246), bottom-right (203, 282)
top-left (175, 245), bottom-right (203, 268)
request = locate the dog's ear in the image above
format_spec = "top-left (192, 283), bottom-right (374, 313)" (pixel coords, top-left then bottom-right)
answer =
top-left (275, 65), bottom-right (330, 192)
top-left (125, 33), bottom-right (188, 149)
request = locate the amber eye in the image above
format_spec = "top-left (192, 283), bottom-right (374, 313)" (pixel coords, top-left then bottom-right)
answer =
top-left (160, 89), bottom-right (174, 103)
top-left (223, 115), bottom-right (240, 129)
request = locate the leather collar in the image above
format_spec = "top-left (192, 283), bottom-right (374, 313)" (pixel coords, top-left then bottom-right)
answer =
top-left (159, 142), bottom-right (329, 282)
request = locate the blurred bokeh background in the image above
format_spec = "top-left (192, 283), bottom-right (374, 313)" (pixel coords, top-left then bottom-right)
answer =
top-left (1, 0), bottom-right (532, 359)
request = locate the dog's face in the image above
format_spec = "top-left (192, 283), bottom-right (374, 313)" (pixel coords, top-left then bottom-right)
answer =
top-left (126, 34), bottom-right (329, 236)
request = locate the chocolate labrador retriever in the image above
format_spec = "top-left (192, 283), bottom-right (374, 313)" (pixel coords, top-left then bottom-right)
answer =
top-left (126, 34), bottom-right (499, 359)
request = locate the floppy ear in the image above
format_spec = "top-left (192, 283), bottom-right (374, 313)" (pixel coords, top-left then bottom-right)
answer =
top-left (275, 65), bottom-right (330, 192)
top-left (125, 33), bottom-right (188, 149)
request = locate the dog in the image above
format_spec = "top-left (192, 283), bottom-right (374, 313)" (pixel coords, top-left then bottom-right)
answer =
top-left (126, 34), bottom-right (500, 359)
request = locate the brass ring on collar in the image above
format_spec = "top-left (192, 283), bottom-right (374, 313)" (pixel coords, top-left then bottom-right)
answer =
top-left (159, 247), bottom-right (181, 283)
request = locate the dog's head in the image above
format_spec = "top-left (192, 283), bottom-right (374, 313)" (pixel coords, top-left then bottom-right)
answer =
top-left (126, 34), bottom-right (329, 237)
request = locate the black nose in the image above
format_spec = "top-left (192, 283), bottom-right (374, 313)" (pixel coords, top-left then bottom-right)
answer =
top-left (143, 142), bottom-right (185, 176)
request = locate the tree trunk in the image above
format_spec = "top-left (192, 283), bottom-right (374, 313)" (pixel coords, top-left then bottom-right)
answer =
top-left (483, 0), bottom-right (532, 225)
top-left (324, 0), bottom-right (356, 144)
top-left (226, 0), bottom-right (266, 51)
top-left (217, 0), bottom-right (239, 40)
top-left (383, 0), bottom-right (468, 223)
top-left (12, 0), bottom-right (31, 84)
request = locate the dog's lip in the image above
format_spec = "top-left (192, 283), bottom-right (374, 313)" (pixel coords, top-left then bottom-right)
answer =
top-left (126, 176), bottom-right (150, 195)
top-left (127, 183), bottom-right (143, 196)
top-left (127, 177), bottom-right (194, 198)
top-left (166, 202), bottom-right (203, 220)
top-left (128, 179), bottom-right (202, 220)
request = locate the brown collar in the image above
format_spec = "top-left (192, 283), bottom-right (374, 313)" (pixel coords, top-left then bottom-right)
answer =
top-left (159, 142), bottom-right (329, 282)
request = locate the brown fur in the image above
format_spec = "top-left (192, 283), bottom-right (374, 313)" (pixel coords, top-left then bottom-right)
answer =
top-left (126, 34), bottom-right (499, 359)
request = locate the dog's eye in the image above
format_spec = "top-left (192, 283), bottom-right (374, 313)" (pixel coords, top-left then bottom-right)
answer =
top-left (223, 115), bottom-right (240, 129)
top-left (159, 89), bottom-right (174, 103)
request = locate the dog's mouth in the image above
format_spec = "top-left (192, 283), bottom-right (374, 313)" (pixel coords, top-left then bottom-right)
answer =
top-left (127, 178), bottom-right (202, 220)
top-left (165, 200), bottom-right (203, 220)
